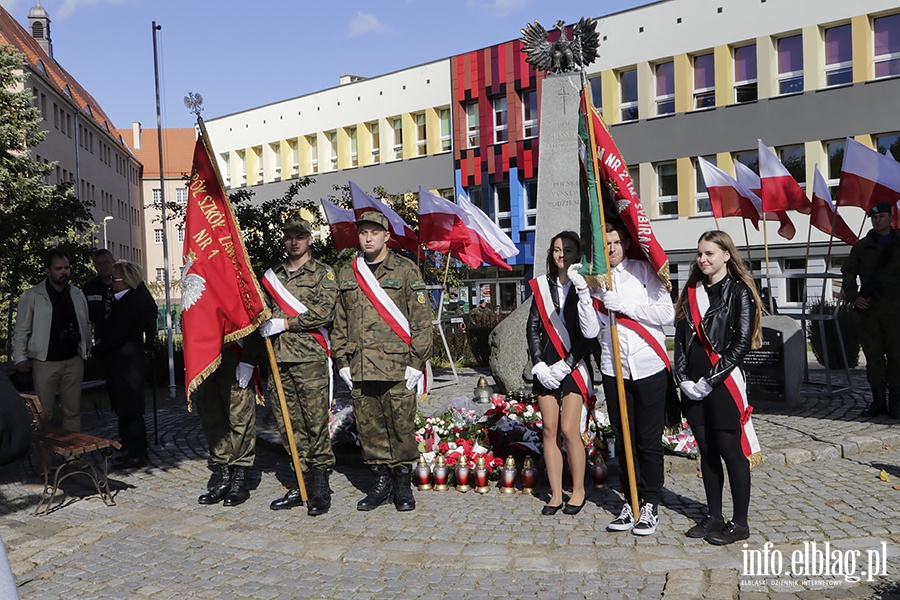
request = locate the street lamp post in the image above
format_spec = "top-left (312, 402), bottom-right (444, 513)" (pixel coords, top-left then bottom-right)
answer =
top-left (102, 216), bottom-right (113, 250)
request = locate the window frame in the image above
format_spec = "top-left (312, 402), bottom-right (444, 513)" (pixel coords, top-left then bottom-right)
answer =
top-left (776, 34), bottom-right (805, 94)
top-left (694, 155), bottom-right (716, 215)
top-left (692, 53), bottom-right (716, 109)
top-left (654, 61), bottom-right (675, 116)
top-left (492, 96), bottom-right (508, 144)
top-left (391, 118), bottom-right (403, 161)
top-left (733, 44), bottom-right (758, 103)
top-left (619, 68), bottom-right (639, 121)
top-left (493, 182), bottom-right (512, 233)
top-left (154, 229), bottom-right (164, 244)
top-left (521, 90), bottom-right (538, 138)
top-left (655, 161), bottom-right (679, 218)
top-left (466, 101), bottom-right (480, 148)
top-left (824, 23), bottom-right (853, 87)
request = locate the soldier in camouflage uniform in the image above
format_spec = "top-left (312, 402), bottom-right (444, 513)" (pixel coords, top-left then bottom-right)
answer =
top-left (258, 216), bottom-right (338, 516)
top-left (194, 334), bottom-right (261, 507)
top-left (332, 211), bottom-right (432, 512)
top-left (842, 201), bottom-right (900, 418)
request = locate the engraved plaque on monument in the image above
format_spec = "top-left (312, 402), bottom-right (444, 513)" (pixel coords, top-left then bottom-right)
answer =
top-left (743, 315), bottom-right (802, 407)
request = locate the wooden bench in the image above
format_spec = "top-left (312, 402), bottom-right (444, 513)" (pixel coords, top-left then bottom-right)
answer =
top-left (21, 393), bottom-right (122, 515)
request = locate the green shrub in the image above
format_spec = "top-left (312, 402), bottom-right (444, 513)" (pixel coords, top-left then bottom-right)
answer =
top-left (806, 298), bottom-right (860, 369)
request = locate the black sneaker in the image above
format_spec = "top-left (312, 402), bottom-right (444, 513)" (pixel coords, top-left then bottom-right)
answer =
top-left (632, 503), bottom-right (658, 536)
top-left (606, 503), bottom-right (634, 532)
top-left (705, 521), bottom-right (750, 545)
top-left (686, 515), bottom-right (724, 538)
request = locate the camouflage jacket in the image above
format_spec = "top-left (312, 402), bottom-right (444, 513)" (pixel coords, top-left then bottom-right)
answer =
top-left (264, 258), bottom-right (338, 363)
top-left (332, 251), bottom-right (433, 381)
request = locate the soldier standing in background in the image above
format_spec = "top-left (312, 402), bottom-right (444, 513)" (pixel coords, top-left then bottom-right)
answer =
top-left (332, 211), bottom-right (433, 512)
top-left (258, 216), bottom-right (338, 516)
top-left (193, 335), bottom-right (261, 507)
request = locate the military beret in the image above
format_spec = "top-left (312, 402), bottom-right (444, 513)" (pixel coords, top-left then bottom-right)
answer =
top-left (868, 201), bottom-right (893, 217)
top-left (356, 210), bottom-right (389, 230)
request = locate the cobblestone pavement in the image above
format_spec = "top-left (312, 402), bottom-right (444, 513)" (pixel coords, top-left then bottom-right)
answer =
top-left (2, 361), bottom-right (900, 599)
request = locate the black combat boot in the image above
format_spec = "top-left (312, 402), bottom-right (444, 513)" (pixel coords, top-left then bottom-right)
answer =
top-left (198, 463), bottom-right (233, 505)
top-left (223, 465), bottom-right (250, 506)
top-left (269, 488), bottom-right (304, 511)
top-left (391, 464), bottom-right (416, 512)
top-left (863, 387), bottom-right (888, 417)
top-left (307, 468), bottom-right (333, 516)
top-left (357, 465), bottom-right (393, 511)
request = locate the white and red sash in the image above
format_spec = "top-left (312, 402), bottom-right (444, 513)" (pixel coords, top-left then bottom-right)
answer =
top-left (529, 277), bottom-right (593, 402)
top-left (592, 297), bottom-right (671, 371)
top-left (351, 256), bottom-right (412, 345)
top-left (262, 267), bottom-right (334, 404)
top-left (687, 282), bottom-right (762, 464)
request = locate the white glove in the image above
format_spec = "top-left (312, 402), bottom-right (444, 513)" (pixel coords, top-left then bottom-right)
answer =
top-left (694, 378), bottom-right (713, 399)
top-left (532, 361), bottom-right (561, 390)
top-left (567, 263), bottom-right (588, 291)
top-left (339, 367), bottom-right (353, 389)
top-left (603, 291), bottom-right (625, 313)
top-left (548, 360), bottom-right (571, 382)
top-left (259, 318), bottom-right (287, 338)
top-left (405, 366), bottom-right (424, 390)
top-left (235, 362), bottom-right (254, 389)
top-left (679, 380), bottom-right (703, 401)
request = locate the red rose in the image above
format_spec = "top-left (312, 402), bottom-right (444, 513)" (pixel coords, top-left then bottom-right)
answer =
top-left (446, 455), bottom-right (458, 466)
top-left (438, 442), bottom-right (449, 453)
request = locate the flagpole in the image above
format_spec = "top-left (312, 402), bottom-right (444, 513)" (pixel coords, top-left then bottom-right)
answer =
top-left (762, 218), bottom-right (774, 314)
top-left (583, 83), bottom-right (639, 516)
top-left (265, 338), bottom-right (309, 502)
top-left (742, 218), bottom-right (752, 265)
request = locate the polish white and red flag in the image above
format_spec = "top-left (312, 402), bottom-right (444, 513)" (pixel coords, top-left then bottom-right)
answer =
top-left (457, 193), bottom-right (519, 263)
top-left (836, 137), bottom-right (900, 212)
top-left (810, 167), bottom-right (858, 246)
top-left (697, 157), bottom-right (760, 228)
top-left (320, 198), bottom-right (358, 251)
top-left (734, 159), bottom-right (797, 240)
top-left (758, 139), bottom-right (812, 215)
top-left (417, 187), bottom-right (517, 270)
top-left (349, 181), bottom-right (419, 253)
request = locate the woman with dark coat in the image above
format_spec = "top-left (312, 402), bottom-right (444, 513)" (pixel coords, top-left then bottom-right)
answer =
top-left (92, 260), bottom-right (157, 469)
top-left (673, 230), bottom-right (763, 545)
top-left (526, 231), bottom-right (593, 516)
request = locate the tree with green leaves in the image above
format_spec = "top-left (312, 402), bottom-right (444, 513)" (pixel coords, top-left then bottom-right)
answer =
top-left (0, 47), bottom-right (95, 354)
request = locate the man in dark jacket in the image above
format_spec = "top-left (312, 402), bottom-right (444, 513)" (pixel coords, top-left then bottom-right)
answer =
top-left (841, 201), bottom-right (900, 418)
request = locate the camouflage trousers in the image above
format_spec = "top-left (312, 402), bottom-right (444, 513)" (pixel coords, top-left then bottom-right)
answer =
top-left (860, 308), bottom-right (900, 393)
top-left (270, 360), bottom-right (335, 472)
top-left (352, 380), bottom-right (417, 468)
top-left (194, 366), bottom-right (257, 468)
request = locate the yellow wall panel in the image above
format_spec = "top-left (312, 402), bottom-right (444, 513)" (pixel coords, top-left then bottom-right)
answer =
top-left (852, 15), bottom-right (873, 82)
top-left (674, 54), bottom-right (692, 113)
top-left (715, 45), bottom-right (733, 107)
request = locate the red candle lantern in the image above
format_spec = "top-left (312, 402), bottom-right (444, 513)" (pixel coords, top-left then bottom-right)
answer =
top-left (473, 456), bottom-right (490, 494)
top-left (592, 455), bottom-right (608, 487)
top-left (521, 456), bottom-right (537, 493)
top-left (415, 455), bottom-right (432, 491)
top-left (455, 456), bottom-right (471, 493)
top-left (500, 456), bottom-right (517, 494)
top-left (432, 454), bottom-right (450, 491)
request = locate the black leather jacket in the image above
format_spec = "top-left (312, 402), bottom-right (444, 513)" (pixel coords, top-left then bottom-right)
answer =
top-left (674, 276), bottom-right (757, 388)
top-left (527, 273), bottom-right (588, 369)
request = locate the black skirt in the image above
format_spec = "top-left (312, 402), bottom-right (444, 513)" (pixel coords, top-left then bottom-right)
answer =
top-left (532, 369), bottom-right (586, 398)
top-left (681, 338), bottom-right (741, 431)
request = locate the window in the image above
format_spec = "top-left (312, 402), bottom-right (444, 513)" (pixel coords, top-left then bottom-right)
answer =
top-left (467, 186), bottom-right (482, 210)
top-left (370, 122), bottom-right (380, 163)
top-left (439, 108), bottom-right (451, 151)
top-left (466, 101), bottom-right (480, 148)
top-left (521, 90), bottom-right (538, 138)
top-left (619, 69), bottom-right (638, 121)
top-left (778, 145), bottom-right (806, 186)
top-left (825, 139), bottom-right (845, 194)
top-left (735, 151), bottom-right (759, 174)
top-left (589, 75), bottom-right (603, 113)
top-left (655, 61), bottom-right (675, 115)
top-left (494, 182), bottom-right (511, 232)
top-left (177, 227), bottom-right (185, 243)
top-left (693, 53), bottom-right (716, 108)
top-left (254, 146), bottom-right (263, 182)
top-left (492, 97), bottom-right (508, 143)
top-left (176, 188), bottom-right (188, 204)
top-left (156, 268), bottom-right (164, 282)
top-left (308, 136), bottom-right (318, 173)
top-left (392, 118), bottom-right (403, 160)
top-left (695, 155), bottom-right (716, 214)
top-left (270, 142), bottom-right (282, 178)
top-left (784, 257), bottom-right (807, 303)
top-left (524, 178), bottom-right (538, 229)
top-left (152, 188), bottom-right (161, 206)
top-left (350, 127), bottom-right (358, 167)
top-left (777, 34), bottom-right (804, 94)
top-left (876, 132), bottom-right (900, 161)
top-left (875, 14), bottom-right (900, 78)
top-left (656, 162), bottom-right (678, 217)
top-left (328, 132), bottom-right (338, 170)
top-left (415, 113), bottom-right (426, 156)
top-left (291, 140), bottom-right (299, 177)
top-left (154, 229), bottom-right (163, 244)
top-left (824, 24), bottom-right (852, 86)
top-left (734, 44), bottom-right (758, 103)
top-left (628, 167), bottom-right (641, 199)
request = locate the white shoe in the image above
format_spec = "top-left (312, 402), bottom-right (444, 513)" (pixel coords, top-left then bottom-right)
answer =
top-left (632, 502), bottom-right (659, 536)
top-left (606, 503), bottom-right (634, 531)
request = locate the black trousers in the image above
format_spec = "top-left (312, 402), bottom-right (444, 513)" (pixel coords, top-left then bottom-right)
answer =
top-left (602, 368), bottom-right (667, 505)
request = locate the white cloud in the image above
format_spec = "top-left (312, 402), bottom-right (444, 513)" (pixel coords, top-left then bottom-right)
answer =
top-left (348, 11), bottom-right (388, 37)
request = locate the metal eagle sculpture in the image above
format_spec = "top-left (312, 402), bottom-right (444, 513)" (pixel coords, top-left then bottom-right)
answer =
top-left (520, 18), bottom-right (600, 73)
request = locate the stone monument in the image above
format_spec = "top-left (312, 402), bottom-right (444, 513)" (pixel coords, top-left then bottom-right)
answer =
top-left (743, 315), bottom-right (803, 407)
top-left (489, 18), bottom-right (600, 392)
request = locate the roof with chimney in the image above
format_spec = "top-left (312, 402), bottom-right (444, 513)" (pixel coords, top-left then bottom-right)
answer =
top-left (117, 127), bottom-right (196, 179)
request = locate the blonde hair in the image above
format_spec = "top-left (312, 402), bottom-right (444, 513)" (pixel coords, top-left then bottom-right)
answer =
top-left (113, 260), bottom-right (144, 290)
top-left (674, 230), bottom-right (763, 349)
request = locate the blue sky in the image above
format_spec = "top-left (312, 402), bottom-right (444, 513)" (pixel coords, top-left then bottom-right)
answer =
top-left (1, 0), bottom-right (646, 130)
